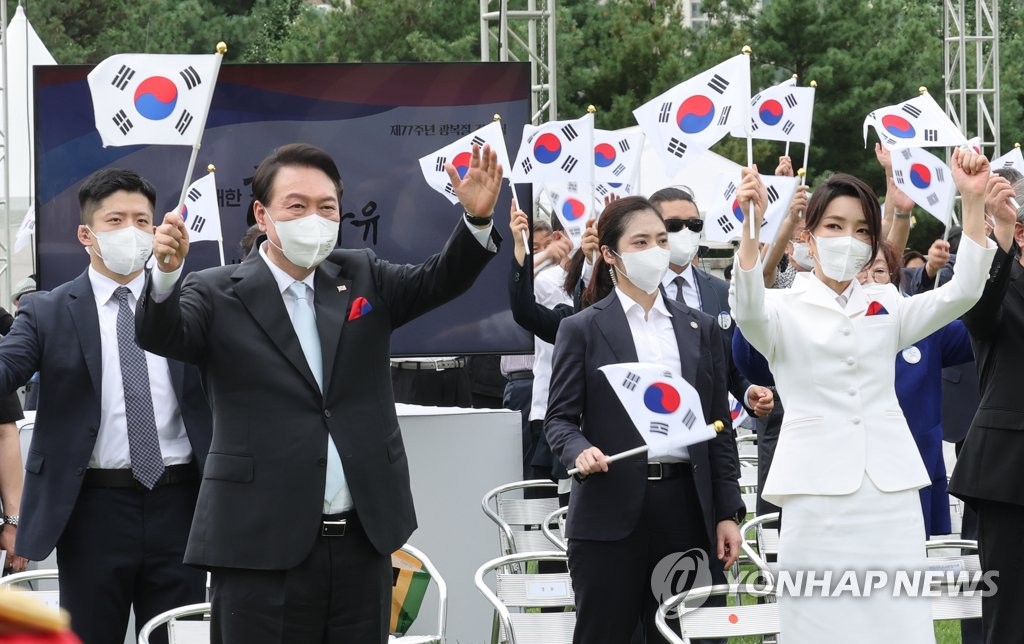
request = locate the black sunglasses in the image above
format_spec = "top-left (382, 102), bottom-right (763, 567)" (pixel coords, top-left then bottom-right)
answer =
top-left (664, 218), bottom-right (704, 233)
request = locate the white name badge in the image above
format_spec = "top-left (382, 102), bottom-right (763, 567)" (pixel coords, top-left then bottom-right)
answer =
top-left (902, 346), bottom-right (922, 364)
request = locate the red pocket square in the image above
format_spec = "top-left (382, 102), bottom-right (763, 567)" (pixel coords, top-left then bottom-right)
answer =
top-left (348, 297), bottom-right (373, 321)
top-left (866, 301), bottom-right (889, 316)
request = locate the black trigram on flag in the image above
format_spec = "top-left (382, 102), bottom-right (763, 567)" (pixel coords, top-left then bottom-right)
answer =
top-left (708, 74), bottom-right (729, 94)
top-left (659, 102), bottom-right (672, 124)
top-left (716, 213), bottom-right (736, 235)
top-left (434, 156), bottom-right (446, 172)
top-left (175, 110), bottom-right (194, 135)
top-left (561, 123), bottom-right (579, 141)
top-left (471, 135), bottom-right (485, 147)
top-left (723, 181), bottom-right (737, 201)
top-left (924, 129), bottom-right (938, 142)
top-left (521, 158), bottom-right (533, 174)
top-left (782, 120), bottom-right (795, 135)
top-left (900, 149), bottom-right (914, 161)
top-left (568, 181), bottom-right (578, 192)
top-left (681, 409), bottom-right (696, 430)
top-left (596, 184), bottom-right (609, 196)
top-left (111, 65), bottom-right (135, 91)
top-left (650, 422), bottom-right (669, 436)
top-left (444, 183), bottom-right (456, 197)
top-left (902, 104), bottom-right (922, 119)
top-left (894, 169), bottom-right (906, 185)
top-left (189, 215), bottom-right (207, 234)
top-left (749, 119), bottom-right (759, 132)
top-left (618, 139), bottom-right (631, 153)
top-left (766, 185), bottom-right (781, 204)
top-left (935, 167), bottom-right (945, 182)
top-left (622, 372), bottom-right (640, 391)
top-left (187, 187), bottom-right (202, 203)
top-left (927, 193), bottom-right (939, 206)
top-left (667, 138), bottom-right (687, 158)
top-left (112, 110), bottom-right (133, 135)
top-left (561, 156), bottom-right (579, 173)
top-left (717, 105), bottom-right (732, 126)
top-left (612, 163), bottom-right (626, 176)
top-left (1004, 160), bottom-right (1017, 168)
top-left (179, 66), bottom-right (202, 90)
top-left (881, 134), bottom-right (896, 146)
top-left (785, 93), bottom-right (798, 108)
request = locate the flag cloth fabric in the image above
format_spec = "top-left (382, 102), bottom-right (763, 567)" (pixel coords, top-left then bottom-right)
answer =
top-left (890, 147), bottom-right (956, 227)
top-left (596, 180), bottom-right (639, 198)
top-left (863, 92), bottom-right (968, 150)
top-left (701, 158), bottom-right (799, 243)
top-left (728, 394), bottom-right (749, 430)
top-left (418, 121), bottom-right (512, 205)
top-left (180, 173), bottom-right (222, 242)
top-left (593, 128), bottom-right (644, 185)
top-left (990, 146), bottom-right (1024, 173)
top-left (13, 205), bottom-right (35, 254)
top-left (510, 113), bottom-right (594, 184)
top-left (390, 549), bottom-right (431, 635)
top-left (633, 54), bottom-right (750, 177)
top-left (598, 362), bottom-right (717, 459)
top-left (732, 77), bottom-right (815, 145)
top-left (87, 53), bottom-right (219, 147)
top-left (543, 181), bottom-right (594, 248)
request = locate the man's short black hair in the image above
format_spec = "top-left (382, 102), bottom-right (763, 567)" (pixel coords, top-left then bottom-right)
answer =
top-left (251, 143), bottom-right (344, 208)
top-left (77, 168), bottom-right (157, 225)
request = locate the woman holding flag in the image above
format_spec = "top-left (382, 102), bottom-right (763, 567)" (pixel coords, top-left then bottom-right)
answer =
top-left (545, 196), bottom-right (744, 644)
top-left (729, 150), bottom-right (996, 643)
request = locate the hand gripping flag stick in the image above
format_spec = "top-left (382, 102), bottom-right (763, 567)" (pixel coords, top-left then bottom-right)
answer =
top-left (567, 420), bottom-right (725, 476)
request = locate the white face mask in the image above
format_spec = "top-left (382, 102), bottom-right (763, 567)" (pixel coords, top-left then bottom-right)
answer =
top-left (614, 246), bottom-right (670, 295)
top-left (812, 235), bottom-right (873, 282)
top-left (668, 229), bottom-right (701, 267)
top-left (266, 210), bottom-right (339, 269)
top-left (88, 226), bottom-right (153, 276)
top-left (790, 241), bottom-right (815, 271)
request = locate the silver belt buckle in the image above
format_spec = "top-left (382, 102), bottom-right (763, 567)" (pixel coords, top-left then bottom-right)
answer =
top-left (321, 519), bottom-right (347, 537)
top-left (433, 360), bottom-right (444, 371)
top-left (647, 462), bottom-right (664, 481)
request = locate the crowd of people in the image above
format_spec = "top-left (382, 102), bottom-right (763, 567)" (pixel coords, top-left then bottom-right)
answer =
top-left (0, 138), bottom-right (1021, 644)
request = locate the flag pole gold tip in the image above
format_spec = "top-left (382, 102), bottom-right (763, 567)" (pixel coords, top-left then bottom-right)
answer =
top-left (791, 73), bottom-right (798, 80)
top-left (919, 86), bottom-right (928, 94)
top-left (492, 113), bottom-right (502, 121)
top-left (207, 164), bottom-right (216, 173)
top-left (797, 168), bottom-right (806, 178)
top-left (587, 105), bottom-right (597, 114)
top-left (810, 80), bottom-right (817, 88)
top-left (1016, 142), bottom-right (1021, 149)
top-left (713, 420), bottom-right (725, 433)
top-left (741, 46), bottom-right (752, 55)
top-left (216, 42), bottom-right (228, 54)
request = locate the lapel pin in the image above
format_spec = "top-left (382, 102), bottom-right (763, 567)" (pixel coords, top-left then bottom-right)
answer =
top-left (690, 320), bottom-right (699, 329)
top-left (337, 285), bottom-right (347, 292)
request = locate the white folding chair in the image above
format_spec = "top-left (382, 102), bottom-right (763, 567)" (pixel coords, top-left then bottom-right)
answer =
top-left (736, 433), bottom-right (758, 458)
top-left (481, 480), bottom-right (560, 558)
top-left (138, 602), bottom-right (211, 644)
top-left (0, 568), bottom-right (61, 611)
top-left (474, 551), bottom-right (575, 644)
top-left (541, 506), bottom-right (568, 553)
top-left (390, 543), bottom-right (447, 643)
top-left (656, 583), bottom-right (778, 642)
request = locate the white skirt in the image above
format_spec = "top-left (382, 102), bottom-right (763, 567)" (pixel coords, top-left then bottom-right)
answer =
top-left (777, 473), bottom-right (935, 644)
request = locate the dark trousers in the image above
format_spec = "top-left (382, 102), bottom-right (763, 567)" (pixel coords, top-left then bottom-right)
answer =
top-left (566, 474), bottom-right (727, 644)
top-left (976, 499), bottom-right (1024, 644)
top-left (391, 366), bottom-right (472, 407)
top-left (209, 515), bottom-right (391, 644)
top-left (56, 481), bottom-right (204, 644)
top-left (956, 442), bottom-right (983, 644)
top-left (503, 376), bottom-right (534, 479)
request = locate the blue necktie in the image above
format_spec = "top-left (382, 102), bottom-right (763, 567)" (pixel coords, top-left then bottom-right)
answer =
top-left (287, 282), bottom-right (346, 507)
top-left (114, 287), bottom-right (165, 489)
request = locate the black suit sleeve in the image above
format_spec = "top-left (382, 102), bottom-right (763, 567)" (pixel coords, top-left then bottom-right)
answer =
top-left (136, 271), bottom-right (214, 365)
top-left (376, 220), bottom-right (501, 329)
top-left (508, 257), bottom-right (573, 344)
top-left (0, 307), bottom-right (14, 336)
top-left (544, 316), bottom-right (593, 471)
top-left (963, 243), bottom-right (1019, 340)
top-left (706, 322), bottom-right (745, 522)
top-left (0, 298), bottom-right (43, 395)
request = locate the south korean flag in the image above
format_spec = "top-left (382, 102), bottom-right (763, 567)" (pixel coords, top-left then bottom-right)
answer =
top-left (732, 77), bottom-right (815, 145)
top-left (863, 91), bottom-right (968, 150)
top-left (510, 113), bottom-right (595, 184)
top-left (990, 145), bottom-right (1024, 174)
top-left (418, 121), bottom-right (512, 205)
top-left (891, 146), bottom-right (956, 227)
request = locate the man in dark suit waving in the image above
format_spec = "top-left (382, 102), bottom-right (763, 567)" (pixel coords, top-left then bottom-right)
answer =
top-left (0, 168), bottom-right (212, 644)
top-left (136, 143), bottom-right (502, 643)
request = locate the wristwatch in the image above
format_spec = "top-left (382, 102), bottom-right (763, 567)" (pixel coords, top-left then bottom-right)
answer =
top-left (3, 514), bottom-right (18, 527)
top-left (463, 210), bottom-right (493, 227)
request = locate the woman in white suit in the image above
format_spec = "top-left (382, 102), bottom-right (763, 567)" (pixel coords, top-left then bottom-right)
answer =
top-left (729, 149), bottom-right (996, 643)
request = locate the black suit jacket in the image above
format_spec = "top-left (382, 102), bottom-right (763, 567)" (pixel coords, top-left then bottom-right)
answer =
top-left (949, 244), bottom-right (1024, 507)
top-left (686, 266), bottom-right (754, 407)
top-left (545, 291), bottom-right (743, 548)
top-left (0, 271), bottom-right (212, 561)
top-left (136, 221), bottom-right (498, 570)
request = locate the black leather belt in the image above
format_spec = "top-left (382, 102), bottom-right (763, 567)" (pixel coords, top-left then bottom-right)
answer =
top-left (390, 358), bottom-right (466, 371)
top-left (506, 370), bottom-right (534, 381)
top-left (647, 461), bottom-right (691, 481)
top-left (321, 511), bottom-right (358, 537)
top-left (83, 463), bottom-right (197, 489)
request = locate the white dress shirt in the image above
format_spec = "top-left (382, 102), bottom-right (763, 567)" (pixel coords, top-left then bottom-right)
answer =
top-left (614, 287), bottom-right (688, 462)
top-left (529, 265), bottom-right (572, 422)
top-left (662, 263), bottom-right (702, 309)
top-left (88, 268), bottom-right (192, 469)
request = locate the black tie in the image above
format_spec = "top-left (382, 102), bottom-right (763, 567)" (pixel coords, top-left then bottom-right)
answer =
top-left (673, 276), bottom-right (687, 304)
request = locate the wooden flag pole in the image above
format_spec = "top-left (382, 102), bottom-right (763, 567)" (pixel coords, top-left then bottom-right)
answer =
top-left (494, 113), bottom-right (530, 255)
top-left (743, 46), bottom-right (756, 240)
top-left (164, 42), bottom-right (226, 264)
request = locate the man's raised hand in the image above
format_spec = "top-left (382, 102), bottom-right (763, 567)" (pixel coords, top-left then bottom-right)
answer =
top-left (446, 143), bottom-right (503, 218)
top-left (155, 211), bottom-right (190, 272)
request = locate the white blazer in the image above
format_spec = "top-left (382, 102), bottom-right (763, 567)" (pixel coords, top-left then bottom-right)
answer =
top-left (729, 236), bottom-right (995, 505)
